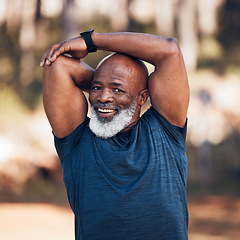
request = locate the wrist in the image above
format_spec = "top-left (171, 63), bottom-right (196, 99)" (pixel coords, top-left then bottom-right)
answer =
top-left (80, 29), bottom-right (97, 53)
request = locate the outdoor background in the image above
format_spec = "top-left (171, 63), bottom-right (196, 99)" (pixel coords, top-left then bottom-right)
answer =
top-left (0, 0), bottom-right (240, 239)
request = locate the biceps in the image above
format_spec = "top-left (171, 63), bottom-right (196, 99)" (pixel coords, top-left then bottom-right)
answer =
top-left (42, 58), bottom-right (88, 138)
top-left (43, 79), bottom-right (88, 138)
top-left (148, 55), bottom-right (189, 127)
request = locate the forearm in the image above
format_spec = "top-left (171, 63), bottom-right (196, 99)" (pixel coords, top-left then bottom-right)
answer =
top-left (70, 59), bottom-right (95, 92)
top-left (92, 32), bottom-right (178, 66)
top-left (41, 31), bottom-right (178, 69)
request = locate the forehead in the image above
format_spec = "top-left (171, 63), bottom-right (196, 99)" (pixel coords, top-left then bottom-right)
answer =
top-left (94, 58), bottom-right (135, 87)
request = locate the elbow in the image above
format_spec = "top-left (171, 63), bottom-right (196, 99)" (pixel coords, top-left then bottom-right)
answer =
top-left (165, 37), bottom-right (180, 55)
top-left (167, 37), bottom-right (178, 44)
top-left (153, 37), bottom-right (181, 66)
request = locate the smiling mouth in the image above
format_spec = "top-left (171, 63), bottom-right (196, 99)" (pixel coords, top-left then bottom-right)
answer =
top-left (96, 107), bottom-right (118, 121)
top-left (98, 108), bottom-right (115, 113)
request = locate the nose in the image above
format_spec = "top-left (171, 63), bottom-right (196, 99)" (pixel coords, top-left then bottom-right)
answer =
top-left (98, 89), bottom-right (114, 103)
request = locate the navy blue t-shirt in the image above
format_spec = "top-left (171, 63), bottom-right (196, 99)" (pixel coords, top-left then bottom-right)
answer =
top-left (54, 106), bottom-right (189, 240)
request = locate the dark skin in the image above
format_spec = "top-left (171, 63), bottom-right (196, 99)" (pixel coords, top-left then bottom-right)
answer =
top-left (41, 32), bottom-right (189, 138)
top-left (90, 53), bottom-right (149, 126)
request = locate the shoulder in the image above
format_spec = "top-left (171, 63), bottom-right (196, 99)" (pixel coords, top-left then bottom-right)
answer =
top-left (141, 106), bottom-right (187, 146)
top-left (54, 117), bottom-right (90, 159)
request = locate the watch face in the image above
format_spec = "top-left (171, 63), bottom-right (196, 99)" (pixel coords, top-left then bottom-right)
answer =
top-left (80, 29), bottom-right (94, 36)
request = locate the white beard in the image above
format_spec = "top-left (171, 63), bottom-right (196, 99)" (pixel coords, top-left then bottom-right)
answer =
top-left (89, 101), bottom-right (137, 139)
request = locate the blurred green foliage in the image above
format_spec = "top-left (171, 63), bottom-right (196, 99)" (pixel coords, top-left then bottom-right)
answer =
top-left (0, 0), bottom-right (239, 110)
top-left (198, 0), bottom-right (240, 74)
top-left (0, 0), bottom-right (240, 196)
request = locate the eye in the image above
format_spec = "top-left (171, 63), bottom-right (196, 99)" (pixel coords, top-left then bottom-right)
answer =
top-left (113, 88), bottom-right (124, 93)
top-left (92, 86), bottom-right (101, 91)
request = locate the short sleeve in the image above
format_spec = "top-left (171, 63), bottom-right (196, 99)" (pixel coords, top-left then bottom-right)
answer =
top-left (142, 107), bottom-right (188, 148)
top-left (54, 118), bottom-right (90, 162)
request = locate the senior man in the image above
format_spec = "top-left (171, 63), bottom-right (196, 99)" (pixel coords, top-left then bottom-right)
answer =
top-left (41, 30), bottom-right (190, 240)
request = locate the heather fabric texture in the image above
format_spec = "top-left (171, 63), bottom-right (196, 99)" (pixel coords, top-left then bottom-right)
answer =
top-left (54, 106), bottom-right (189, 240)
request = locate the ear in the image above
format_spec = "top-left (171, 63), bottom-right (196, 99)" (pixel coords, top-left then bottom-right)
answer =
top-left (138, 89), bottom-right (149, 106)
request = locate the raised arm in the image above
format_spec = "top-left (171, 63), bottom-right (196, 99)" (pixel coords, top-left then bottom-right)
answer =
top-left (92, 33), bottom-right (189, 127)
top-left (41, 31), bottom-right (189, 132)
top-left (42, 55), bottom-right (94, 138)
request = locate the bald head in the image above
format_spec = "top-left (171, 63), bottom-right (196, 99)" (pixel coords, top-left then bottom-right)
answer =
top-left (96, 53), bottom-right (149, 94)
top-left (89, 53), bottom-right (149, 136)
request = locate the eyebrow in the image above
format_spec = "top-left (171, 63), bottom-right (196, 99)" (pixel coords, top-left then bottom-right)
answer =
top-left (109, 82), bottom-right (124, 88)
top-left (92, 80), bottom-right (101, 85)
top-left (92, 80), bottom-right (124, 88)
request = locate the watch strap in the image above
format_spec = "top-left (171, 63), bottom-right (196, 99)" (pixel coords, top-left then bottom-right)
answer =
top-left (80, 29), bottom-right (97, 53)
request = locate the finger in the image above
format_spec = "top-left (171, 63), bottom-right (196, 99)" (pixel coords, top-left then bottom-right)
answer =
top-left (40, 48), bottom-right (55, 67)
top-left (46, 43), bottom-right (62, 63)
top-left (40, 51), bottom-right (53, 67)
top-left (40, 51), bottom-right (49, 67)
top-left (40, 43), bottom-right (62, 67)
top-left (50, 43), bottom-right (70, 62)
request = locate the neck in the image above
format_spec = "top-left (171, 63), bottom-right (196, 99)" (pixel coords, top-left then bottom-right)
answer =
top-left (121, 119), bottom-right (139, 132)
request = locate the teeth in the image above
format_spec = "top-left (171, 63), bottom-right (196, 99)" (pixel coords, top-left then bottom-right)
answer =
top-left (98, 108), bottom-right (114, 113)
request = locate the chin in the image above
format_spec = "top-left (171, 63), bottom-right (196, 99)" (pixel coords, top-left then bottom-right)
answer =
top-left (89, 101), bottom-right (137, 139)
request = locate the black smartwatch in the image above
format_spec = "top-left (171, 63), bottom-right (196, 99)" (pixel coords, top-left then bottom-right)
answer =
top-left (80, 29), bottom-right (97, 53)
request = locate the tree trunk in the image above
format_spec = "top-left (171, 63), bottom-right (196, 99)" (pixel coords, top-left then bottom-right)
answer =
top-left (177, 0), bottom-right (198, 72)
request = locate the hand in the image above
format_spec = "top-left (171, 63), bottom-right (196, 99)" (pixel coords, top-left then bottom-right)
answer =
top-left (40, 36), bottom-right (88, 67)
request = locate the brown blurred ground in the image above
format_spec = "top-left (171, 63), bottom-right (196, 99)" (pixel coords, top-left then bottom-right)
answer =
top-left (188, 196), bottom-right (240, 240)
top-left (0, 203), bottom-right (74, 240)
top-left (0, 196), bottom-right (240, 240)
